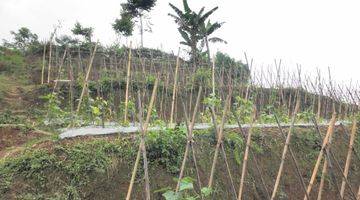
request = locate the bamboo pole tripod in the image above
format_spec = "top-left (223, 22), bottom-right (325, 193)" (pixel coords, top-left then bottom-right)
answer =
top-left (237, 108), bottom-right (257, 200)
top-left (270, 94), bottom-right (301, 200)
top-left (232, 111), bottom-right (271, 200)
top-left (209, 103), bottom-right (238, 200)
top-left (207, 91), bottom-right (233, 190)
top-left (125, 78), bottom-right (159, 200)
top-left (311, 116), bottom-right (358, 200)
top-left (175, 86), bottom-right (203, 193)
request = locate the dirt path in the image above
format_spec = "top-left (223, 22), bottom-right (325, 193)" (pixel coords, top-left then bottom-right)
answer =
top-left (0, 75), bottom-right (37, 115)
top-left (0, 125), bottom-right (53, 160)
top-left (2, 86), bottom-right (26, 111)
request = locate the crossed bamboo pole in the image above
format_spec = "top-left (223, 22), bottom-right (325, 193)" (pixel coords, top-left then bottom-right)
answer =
top-left (312, 116), bottom-right (358, 200)
top-left (270, 95), bottom-right (301, 199)
top-left (209, 105), bottom-right (238, 200)
top-left (207, 91), bottom-right (232, 188)
top-left (52, 48), bottom-right (67, 93)
top-left (76, 42), bottom-right (98, 113)
top-left (169, 48), bottom-right (180, 125)
top-left (232, 111), bottom-right (271, 200)
top-left (125, 78), bottom-right (159, 200)
top-left (316, 118), bottom-right (334, 200)
top-left (273, 111), bottom-right (310, 200)
top-left (303, 113), bottom-right (337, 200)
top-left (175, 86), bottom-right (203, 192)
top-left (41, 41), bottom-right (47, 85)
top-left (340, 117), bottom-right (358, 198)
top-left (237, 107), bottom-right (257, 200)
top-left (124, 42), bottom-right (133, 123)
top-left (339, 124), bottom-right (360, 167)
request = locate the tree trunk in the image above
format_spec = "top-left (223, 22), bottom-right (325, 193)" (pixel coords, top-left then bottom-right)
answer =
top-left (205, 36), bottom-right (211, 65)
top-left (191, 36), bottom-right (197, 68)
top-left (140, 15), bottom-right (144, 48)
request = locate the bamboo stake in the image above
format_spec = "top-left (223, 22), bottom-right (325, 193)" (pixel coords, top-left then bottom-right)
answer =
top-left (303, 113), bottom-right (336, 200)
top-left (47, 39), bottom-right (53, 83)
top-left (176, 86), bottom-right (202, 192)
top-left (237, 108), bottom-right (257, 200)
top-left (270, 95), bottom-right (300, 200)
top-left (357, 185), bottom-right (360, 200)
top-left (340, 124), bottom-right (360, 165)
top-left (212, 56), bottom-right (216, 95)
top-left (340, 117), bottom-right (358, 198)
top-left (78, 46), bottom-right (83, 77)
top-left (233, 111), bottom-right (271, 200)
top-left (273, 114), bottom-right (310, 200)
top-left (317, 121), bottom-right (334, 200)
top-left (125, 78), bottom-right (158, 200)
top-left (68, 53), bottom-right (75, 126)
top-left (76, 42), bottom-right (98, 113)
top-left (52, 48), bottom-right (67, 93)
top-left (317, 155), bottom-right (328, 200)
top-left (208, 92), bottom-right (232, 188)
top-left (41, 41), bottom-right (47, 84)
top-left (137, 92), bottom-right (151, 200)
top-left (312, 116), bottom-right (356, 200)
top-left (209, 106), bottom-right (237, 200)
top-left (313, 115), bottom-right (356, 199)
top-left (124, 42), bottom-right (132, 123)
top-left (180, 90), bottom-right (203, 194)
top-left (170, 48), bottom-right (180, 125)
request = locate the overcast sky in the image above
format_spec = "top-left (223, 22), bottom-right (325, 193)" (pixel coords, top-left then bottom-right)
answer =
top-left (1, 0), bottom-right (360, 84)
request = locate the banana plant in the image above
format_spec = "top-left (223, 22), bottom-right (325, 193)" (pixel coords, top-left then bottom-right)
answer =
top-left (169, 0), bottom-right (223, 66)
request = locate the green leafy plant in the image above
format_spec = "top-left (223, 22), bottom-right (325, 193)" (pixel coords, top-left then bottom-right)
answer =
top-left (169, 0), bottom-right (221, 65)
top-left (203, 93), bottom-right (221, 108)
top-left (296, 108), bottom-right (315, 123)
top-left (190, 68), bottom-right (212, 87)
top-left (118, 100), bottom-right (135, 126)
top-left (41, 93), bottom-right (70, 127)
top-left (0, 109), bottom-right (24, 124)
top-left (201, 93), bottom-right (221, 123)
top-left (90, 97), bottom-right (111, 126)
top-left (232, 96), bottom-right (254, 123)
top-left (159, 177), bottom-right (212, 200)
top-left (224, 131), bottom-right (245, 165)
top-left (258, 105), bottom-right (289, 124)
top-left (147, 127), bottom-right (187, 173)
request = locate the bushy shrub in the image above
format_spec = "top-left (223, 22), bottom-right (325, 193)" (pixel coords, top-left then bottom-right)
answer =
top-left (147, 127), bottom-right (187, 173)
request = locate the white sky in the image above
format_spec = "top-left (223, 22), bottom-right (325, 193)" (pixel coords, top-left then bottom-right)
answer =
top-left (1, 0), bottom-right (360, 84)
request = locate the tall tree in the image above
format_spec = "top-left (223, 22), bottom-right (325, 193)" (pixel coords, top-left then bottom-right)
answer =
top-left (169, 0), bottom-right (224, 66)
top-left (4, 27), bottom-right (39, 52)
top-left (113, 0), bottom-right (157, 47)
top-left (113, 12), bottom-right (134, 37)
top-left (71, 22), bottom-right (94, 43)
top-left (55, 35), bottom-right (79, 48)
